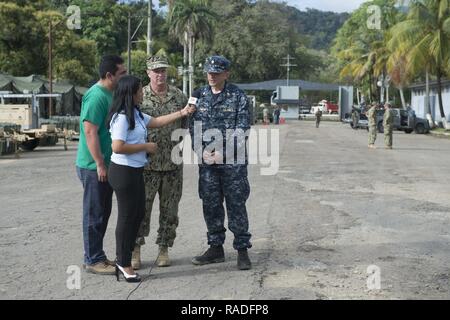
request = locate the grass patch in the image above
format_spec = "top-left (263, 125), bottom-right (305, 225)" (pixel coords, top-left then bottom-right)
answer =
top-left (431, 128), bottom-right (450, 133)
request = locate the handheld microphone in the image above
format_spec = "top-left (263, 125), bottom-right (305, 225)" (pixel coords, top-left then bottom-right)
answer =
top-left (188, 97), bottom-right (198, 106)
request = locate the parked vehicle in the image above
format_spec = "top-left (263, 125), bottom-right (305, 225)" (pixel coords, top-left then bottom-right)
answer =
top-left (376, 108), bottom-right (430, 134)
top-left (311, 100), bottom-right (339, 114)
top-left (343, 109), bottom-right (369, 130)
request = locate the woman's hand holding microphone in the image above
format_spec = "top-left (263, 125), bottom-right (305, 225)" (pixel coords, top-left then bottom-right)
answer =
top-left (180, 97), bottom-right (197, 117)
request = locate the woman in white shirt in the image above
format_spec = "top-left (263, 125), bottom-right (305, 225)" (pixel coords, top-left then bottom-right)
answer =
top-left (106, 75), bottom-right (194, 282)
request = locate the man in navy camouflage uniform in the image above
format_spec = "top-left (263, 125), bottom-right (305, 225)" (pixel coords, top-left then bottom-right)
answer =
top-left (189, 55), bottom-right (252, 270)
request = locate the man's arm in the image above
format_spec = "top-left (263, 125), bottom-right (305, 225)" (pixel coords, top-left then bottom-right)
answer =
top-left (84, 121), bottom-right (107, 182)
top-left (230, 93), bottom-right (251, 163)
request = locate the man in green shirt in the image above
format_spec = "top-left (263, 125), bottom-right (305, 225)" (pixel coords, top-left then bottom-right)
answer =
top-left (76, 55), bottom-right (127, 275)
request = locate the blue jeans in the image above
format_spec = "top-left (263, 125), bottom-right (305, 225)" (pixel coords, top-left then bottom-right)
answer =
top-left (76, 166), bottom-right (113, 265)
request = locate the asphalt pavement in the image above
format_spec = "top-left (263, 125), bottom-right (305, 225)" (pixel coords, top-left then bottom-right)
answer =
top-left (1, 120), bottom-right (449, 300)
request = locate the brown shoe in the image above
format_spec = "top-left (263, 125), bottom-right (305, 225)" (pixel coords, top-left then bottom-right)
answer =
top-left (157, 246), bottom-right (171, 267)
top-left (85, 261), bottom-right (116, 275)
top-left (83, 258), bottom-right (115, 269)
top-left (131, 245), bottom-right (141, 270)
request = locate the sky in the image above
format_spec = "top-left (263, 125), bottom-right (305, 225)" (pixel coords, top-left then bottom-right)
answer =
top-left (275, 0), bottom-right (369, 13)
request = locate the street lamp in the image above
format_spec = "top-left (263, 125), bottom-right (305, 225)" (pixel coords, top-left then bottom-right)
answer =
top-left (377, 74), bottom-right (391, 104)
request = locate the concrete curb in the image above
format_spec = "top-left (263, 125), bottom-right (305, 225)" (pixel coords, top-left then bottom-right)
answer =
top-left (429, 131), bottom-right (450, 139)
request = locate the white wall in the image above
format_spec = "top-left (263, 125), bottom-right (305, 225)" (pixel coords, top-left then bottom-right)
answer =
top-left (280, 106), bottom-right (299, 120)
top-left (411, 85), bottom-right (450, 122)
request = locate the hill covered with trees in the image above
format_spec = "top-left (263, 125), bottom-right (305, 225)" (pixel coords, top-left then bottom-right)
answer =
top-left (0, 0), bottom-right (349, 87)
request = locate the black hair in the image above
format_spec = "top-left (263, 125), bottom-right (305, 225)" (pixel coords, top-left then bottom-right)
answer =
top-left (99, 55), bottom-right (124, 79)
top-left (107, 75), bottom-right (143, 130)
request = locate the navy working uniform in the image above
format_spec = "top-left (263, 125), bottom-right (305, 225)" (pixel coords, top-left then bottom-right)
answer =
top-left (189, 56), bottom-right (252, 253)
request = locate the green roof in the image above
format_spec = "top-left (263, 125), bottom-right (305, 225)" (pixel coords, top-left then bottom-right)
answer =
top-left (0, 73), bottom-right (87, 95)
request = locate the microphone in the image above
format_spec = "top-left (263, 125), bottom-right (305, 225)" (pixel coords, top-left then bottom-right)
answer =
top-left (188, 97), bottom-right (198, 106)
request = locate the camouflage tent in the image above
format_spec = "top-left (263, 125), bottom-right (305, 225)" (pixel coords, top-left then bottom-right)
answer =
top-left (0, 73), bottom-right (87, 117)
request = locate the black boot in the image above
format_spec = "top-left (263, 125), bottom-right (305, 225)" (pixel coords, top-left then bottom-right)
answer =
top-left (192, 245), bottom-right (225, 265)
top-left (237, 249), bottom-right (252, 270)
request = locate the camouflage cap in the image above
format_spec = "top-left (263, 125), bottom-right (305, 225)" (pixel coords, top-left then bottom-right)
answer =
top-left (146, 55), bottom-right (170, 70)
top-left (203, 55), bottom-right (230, 73)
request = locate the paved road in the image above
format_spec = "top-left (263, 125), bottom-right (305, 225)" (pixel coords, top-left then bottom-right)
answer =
top-left (1, 121), bottom-right (449, 300)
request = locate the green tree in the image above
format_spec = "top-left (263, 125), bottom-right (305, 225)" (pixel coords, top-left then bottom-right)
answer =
top-left (36, 10), bottom-right (97, 85)
top-left (0, 2), bottom-right (47, 75)
top-left (70, 0), bottom-right (128, 57)
top-left (197, 0), bottom-right (322, 84)
top-left (389, 0), bottom-right (450, 126)
top-left (333, 0), bottom-right (401, 103)
top-left (169, 0), bottom-right (216, 94)
top-left (122, 49), bottom-right (148, 84)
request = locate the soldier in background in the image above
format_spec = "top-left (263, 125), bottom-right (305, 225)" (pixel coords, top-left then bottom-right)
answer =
top-left (383, 102), bottom-right (394, 149)
top-left (131, 55), bottom-right (188, 269)
top-left (263, 104), bottom-right (269, 125)
top-left (274, 107), bottom-right (281, 125)
top-left (367, 102), bottom-right (378, 149)
top-left (315, 108), bottom-right (323, 128)
top-left (189, 55), bottom-right (252, 270)
top-left (351, 107), bottom-right (359, 130)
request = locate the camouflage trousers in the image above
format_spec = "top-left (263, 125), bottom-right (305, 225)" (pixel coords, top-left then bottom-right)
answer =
top-left (384, 129), bottom-right (393, 147)
top-left (198, 165), bottom-right (252, 250)
top-left (316, 118), bottom-right (321, 128)
top-left (368, 125), bottom-right (377, 145)
top-left (136, 168), bottom-right (183, 247)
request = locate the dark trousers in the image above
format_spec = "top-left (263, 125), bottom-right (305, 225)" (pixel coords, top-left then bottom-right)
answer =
top-left (108, 162), bottom-right (145, 267)
top-left (76, 167), bottom-right (113, 265)
top-left (198, 165), bottom-right (252, 250)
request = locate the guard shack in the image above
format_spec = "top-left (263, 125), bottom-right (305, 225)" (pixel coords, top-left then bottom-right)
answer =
top-left (236, 80), bottom-right (353, 122)
top-left (270, 86), bottom-right (301, 119)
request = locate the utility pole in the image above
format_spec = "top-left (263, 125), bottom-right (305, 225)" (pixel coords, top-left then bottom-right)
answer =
top-left (48, 21), bottom-right (53, 118)
top-left (127, 11), bottom-right (131, 73)
top-left (127, 10), bottom-right (151, 74)
top-left (280, 55), bottom-right (297, 86)
top-left (147, 0), bottom-right (152, 55)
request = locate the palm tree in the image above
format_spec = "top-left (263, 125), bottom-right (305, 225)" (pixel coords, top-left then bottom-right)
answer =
top-left (168, 0), bottom-right (216, 95)
top-left (389, 0), bottom-right (450, 128)
top-left (387, 49), bottom-right (411, 108)
top-left (336, 0), bottom-right (400, 103)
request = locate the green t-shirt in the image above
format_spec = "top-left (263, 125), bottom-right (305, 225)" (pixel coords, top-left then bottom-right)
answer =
top-left (76, 83), bottom-right (113, 170)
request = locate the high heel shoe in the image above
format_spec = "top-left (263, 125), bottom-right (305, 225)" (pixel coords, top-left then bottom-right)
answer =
top-left (115, 264), bottom-right (141, 283)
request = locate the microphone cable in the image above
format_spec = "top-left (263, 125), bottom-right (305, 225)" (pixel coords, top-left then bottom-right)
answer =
top-left (125, 249), bottom-right (162, 300)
